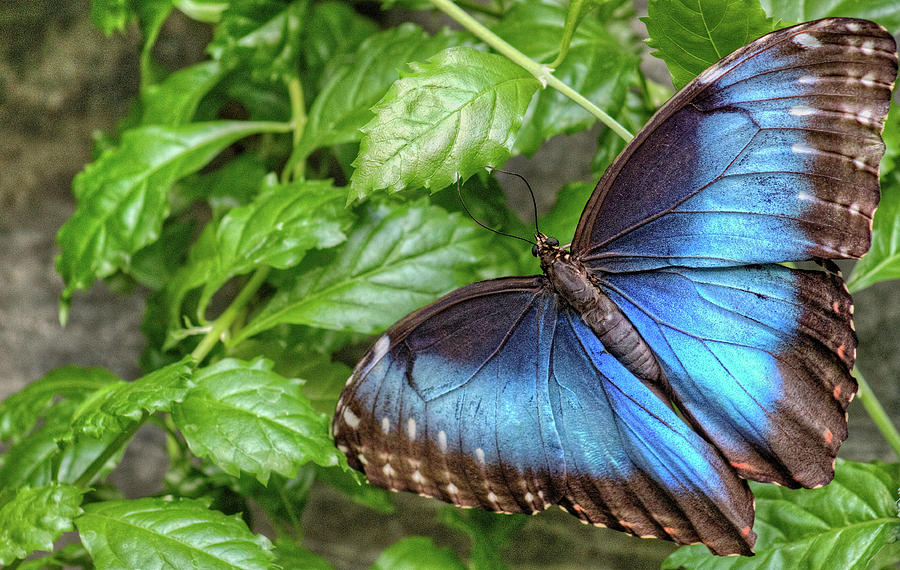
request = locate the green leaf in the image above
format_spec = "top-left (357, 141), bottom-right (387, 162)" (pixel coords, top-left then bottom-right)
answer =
top-left (138, 60), bottom-right (225, 126)
top-left (129, 219), bottom-right (195, 290)
top-left (371, 537), bottom-right (467, 570)
top-left (175, 152), bottom-right (269, 215)
top-left (18, 543), bottom-right (90, 570)
top-left (274, 539), bottom-right (333, 570)
top-left (538, 181), bottom-right (595, 246)
top-left (847, 170), bottom-right (900, 292)
top-left (298, 24), bottom-right (462, 160)
top-left (493, 2), bottom-right (639, 155)
top-left (90, 0), bottom-right (130, 34)
top-left (299, 2), bottom-right (378, 100)
top-left (438, 507), bottom-right (527, 570)
top-left (0, 400), bottom-right (125, 489)
top-left (349, 47), bottom-right (540, 200)
top-left (135, 0), bottom-right (175, 84)
top-left (0, 484), bottom-right (84, 566)
top-left (644, 0), bottom-right (774, 89)
top-left (76, 497), bottom-right (274, 569)
top-left (316, 465), bottom-right (394, 514)
top-left (234, 199), bottom-right (493, 341)
top-left (760, 0), bottom-right (900, 31)
top-left (162, 178), bottom-right (350, 341)
top-left (56, 120), bottom-right (290, 308)
top-left (662, 460), bottom-right (900, 569)
top-left (172, 358), bottom-right (343, 484)
top-left (67, 358), bottom-right (194, 440)
top-left (0, 366), bottom-right (119, 444)
top-left (175, 0), bottom-right (229, 23)
top-left (209, 0), bottom-right (308, 82)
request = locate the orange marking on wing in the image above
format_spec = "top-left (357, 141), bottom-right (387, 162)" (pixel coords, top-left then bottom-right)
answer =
top-left (730, 461), bottom-right (754, 471)
top-left (824, 428), bottom-right (834, 445)
top-left (832, 300), bottom-right (841, 312)
top-left (837, 344), bottom-right (846, 359)
top-left (663, 526), bottom-right (677, 535)
top-left (741, 526), bottom-right (752, 538)
top-left (833, 384), bottom-right (842, 400)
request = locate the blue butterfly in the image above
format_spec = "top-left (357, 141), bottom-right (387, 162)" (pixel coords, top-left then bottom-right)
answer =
top-left (333, 18), bottom-right (897, 555)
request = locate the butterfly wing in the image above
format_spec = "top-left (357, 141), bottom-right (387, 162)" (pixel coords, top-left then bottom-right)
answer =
top-left (334, 277), bottom-right (756, 555)
top-left (573, 18), bottom-right (896, 272)
top-left (598, 264), bottom-right (855, 488)
top-left (568, 18), bottom-right (893, 489)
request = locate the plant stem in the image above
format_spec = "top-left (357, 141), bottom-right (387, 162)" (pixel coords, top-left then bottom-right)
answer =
top-left (429, 0), bottom-right (633, 142)
top-left (73, 413), bottom-right (147, 488)
top-left (549, 0), bottom-right (582, 69)
top-left (191, 267), bottom-right (271, 363)
top-left (456, 0), bottom-right (502, 17)
top-left (282, 76), bottom-right (308, 183)
top-left (855, 368), bottom-right (900, 458)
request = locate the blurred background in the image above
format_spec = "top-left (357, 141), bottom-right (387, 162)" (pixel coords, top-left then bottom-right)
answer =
top-left (1, 1), bottom-right (898, 567)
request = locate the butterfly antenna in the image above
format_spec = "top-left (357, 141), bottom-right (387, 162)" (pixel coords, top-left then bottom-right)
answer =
top-left (456, 174), bottom-right (536, 246)
top-left (486, 166), bottom-right (541, 235)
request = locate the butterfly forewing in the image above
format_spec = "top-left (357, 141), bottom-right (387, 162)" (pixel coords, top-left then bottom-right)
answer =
top-left (573, 18), bottom-right (896, 271)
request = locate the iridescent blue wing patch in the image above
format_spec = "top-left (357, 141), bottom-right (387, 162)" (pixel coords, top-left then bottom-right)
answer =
top-left (333, 277), bottom-right (756, 555)
top-left (573, 18), bottom-right (896, 272)
top-left (598, 264), bottom-right (856, 488)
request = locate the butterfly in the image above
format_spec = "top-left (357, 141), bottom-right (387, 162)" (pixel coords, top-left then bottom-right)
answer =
top-left (332, 18), bottom-right (897, 555)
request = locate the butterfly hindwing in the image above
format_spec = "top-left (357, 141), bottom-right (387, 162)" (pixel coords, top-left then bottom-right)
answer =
top-left (598, 264), bottom-right (856, 488)
top-left (334, 278), bottom-right (756, 555)
top-left (574, 18), bottom-right (896, 272)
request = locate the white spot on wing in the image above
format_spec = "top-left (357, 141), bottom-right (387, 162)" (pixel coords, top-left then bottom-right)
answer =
top-left (412, 470), bottom-right (426, 484)
top-left (861, 40), bottom-right (875, 55)
top-left (438, 430), bottom-right (448, 452)
top-left (406, 418), bottom-right (417, 440)
top-left (487, 491), bottom-right (499, 504)
top-left (792, 143), bottom-right (815, 155)
top-left (343, 408), bottom-right (360, 429)
top-left (861, 72), bottom-right (878, 88)
top-left (475, 447), bottom-right (485, 464)
top-left (789, 105), bottom-right (816, 116)
top-left (337, 444), bottom-right (349, 453)
top-left (381, 417), bottom-right (390, 433)
top-left (446, 482), bottom-right (459, 495)
top-left (794, 33), bottom-right (822, 48)
top-left (383, 463), bottom-right (396, 477)
top-left (846, 22), bottom-right (861, 32)
top-left (357, 453), bottom-right (369, 465)
top-left (798, 75), bottom-right (817, 85)
top-left (853, 158), bottom-right (867, 170)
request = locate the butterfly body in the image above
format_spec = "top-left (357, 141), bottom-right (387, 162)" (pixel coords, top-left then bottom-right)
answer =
top-left (537, 233), bottom-right (665, 384)
top-left (333, 18), bottom-right (897, 556)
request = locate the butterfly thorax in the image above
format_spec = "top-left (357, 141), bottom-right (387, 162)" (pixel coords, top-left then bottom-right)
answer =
top-left (535, 234), bottom-right (665, 386)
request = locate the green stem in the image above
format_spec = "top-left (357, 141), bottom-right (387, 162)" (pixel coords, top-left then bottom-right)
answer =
top-left (281, 76), bottom-right (308, 183)
top-left (191, 267), bottom-right (271, 363)
top-left (73, 413), bottom-right (147, 488)
top-left (549, 0), bottom-right (582, 69)
top-left (855, 368), bottom-right (900, 458)
top-left (429, 0), bottom-right (633, 142)
top-left (456, 0), bottom-right (502, 17)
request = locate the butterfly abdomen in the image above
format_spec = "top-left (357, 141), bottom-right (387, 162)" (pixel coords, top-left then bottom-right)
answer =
top-left (537, 237), bottom-right (664, 386)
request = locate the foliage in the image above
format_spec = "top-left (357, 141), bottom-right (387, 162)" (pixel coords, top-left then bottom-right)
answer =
top-left (3, 0), bottom-right (900, 568)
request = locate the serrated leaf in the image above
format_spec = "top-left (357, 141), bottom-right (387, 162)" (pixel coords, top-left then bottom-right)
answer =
top-left (129, 219), bottom-right (195, 290)
top-left (847, 171), bottom-right (900, 292)
top-left (349, 47), bottom-right (540, 200)
top-left (371, 537), bottom-right (467, 570)
top-left (172, 358), bottom-right (343, 484)
top-left (76, 497), bottom-right (274, 570)
top-left (56, 120), bottom-right (291, 306)
top-left (0, 484), bottom-right (84, 565)
top-left (162, 178), bottom-right (350, 342)
top-left (493, 2), bottom-right (639, 155)
top-left (209, 0), bottom-right (308, 82)
top-left (0, 366), bottom-right (119, 444)
top-left (68, 358), bottom-right (194, 440)
top-left (138, 60), bottom-right (225, 126)
top-left (175, 153), bottom-right (269, 216)
top-left (274, 539), bottom-right (333, 570)
top-left (662, 460), bottom-right (900, 569)
top-left (760, 0), bottom-right (900, 30)
top-left (297, 24), bottom-right (463, 159)
top-left (0, 400), bottom-right (126, 489)
top-left (644, 0), bottom-right (774, 89)
top-left (233, 199), bottom-right (493, 341)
